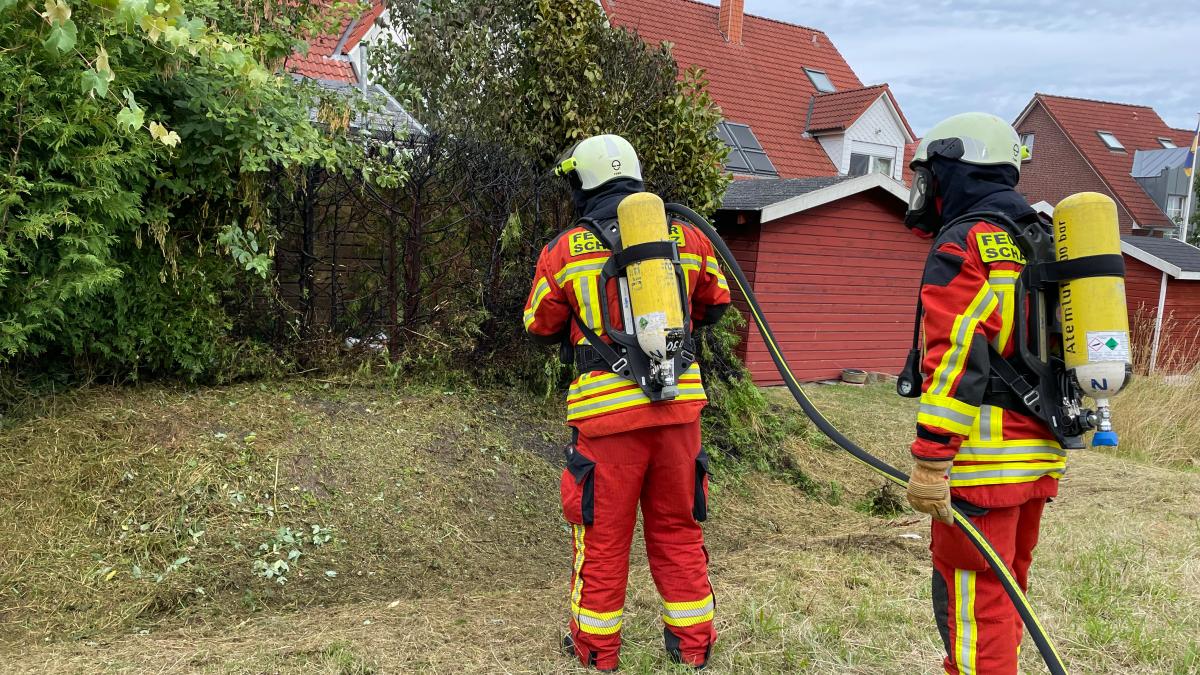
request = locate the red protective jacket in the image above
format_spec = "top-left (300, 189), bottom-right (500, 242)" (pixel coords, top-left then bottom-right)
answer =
top-left (524, 218), bottom-right (731, 437)
top-left (911, 218), bottom-right (1063, 508)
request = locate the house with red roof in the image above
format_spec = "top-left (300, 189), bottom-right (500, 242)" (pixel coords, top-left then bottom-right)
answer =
top-left (1014, 94), bottom-right (1194, 235)
top-left (605, 0), bottom-right (916, 183)
top-left (285, 1), bottom-right (421, 134)
top-left (287, 0), bottom-right (388, 84)
top-left (606, 0), bottom-right (927, 382)
top-left (1016, 93), bottom-right (1200, 374)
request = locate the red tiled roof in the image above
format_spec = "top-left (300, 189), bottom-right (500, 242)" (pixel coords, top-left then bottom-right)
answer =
top-left (286, 0), bottom-right (385, 83)
top-left (608, 0), bottom-right (865, 178)
top-left (289, 51), bottom-right (355, 81)
top-left (342, 1), bottom-right (387, 53)
top-left (902, 140), bottom-right (918, 186)
top-left (1025, 93), bottom-right (1193, 227)
top-left (806, 84), bottom-right (914, 140)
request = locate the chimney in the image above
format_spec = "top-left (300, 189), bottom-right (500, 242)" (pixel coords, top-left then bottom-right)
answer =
top-left (719, 0), bottom-right (744, 44)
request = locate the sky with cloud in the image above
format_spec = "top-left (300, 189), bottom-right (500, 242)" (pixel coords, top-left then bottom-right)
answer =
top-left (698, 0), bottom-right (1200, 136)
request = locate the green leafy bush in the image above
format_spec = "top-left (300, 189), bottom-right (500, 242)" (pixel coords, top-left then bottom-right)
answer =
top-left (0, 0), bottom-right (358, 381)
top-left (372, 0), bottom-right (797, 472)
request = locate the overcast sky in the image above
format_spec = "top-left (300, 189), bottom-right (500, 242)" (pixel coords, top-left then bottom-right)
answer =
top-left (699, 0), bottom-right (1200, 136)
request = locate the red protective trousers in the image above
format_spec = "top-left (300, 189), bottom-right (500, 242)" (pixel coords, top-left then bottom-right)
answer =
top-left (561, 420), bottom-right (716, 671)
top-left (931, 498), bottom-right (1046, 675)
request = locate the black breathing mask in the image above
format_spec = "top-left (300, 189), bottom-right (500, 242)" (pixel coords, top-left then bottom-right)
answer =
top-left (904, 166), bottom-right (941, 238)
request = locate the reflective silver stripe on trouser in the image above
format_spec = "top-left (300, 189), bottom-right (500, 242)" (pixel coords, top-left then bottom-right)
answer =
top-left (919, 403), bottom-right (975, 429)
top-left (664, 599), bottom-right (714, 621)
top-left (577, 613), bottom-right (622, 630)
top-left (959, 444), bottom-right (1066, 458)
top-left (957, 570), bottom-right (976, 675)
top-left (950, 466), bottom-right (1062, 481)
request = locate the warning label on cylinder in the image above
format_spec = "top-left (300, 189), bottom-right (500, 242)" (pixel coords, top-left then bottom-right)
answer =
top-left (1086, 331), bottom-right (1130, 362)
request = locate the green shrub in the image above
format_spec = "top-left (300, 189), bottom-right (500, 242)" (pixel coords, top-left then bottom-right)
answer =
top-left (0, 0), bottom-right (360, 381)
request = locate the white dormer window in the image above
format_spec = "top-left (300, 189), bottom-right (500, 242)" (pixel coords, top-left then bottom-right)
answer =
top-left (848, 153), bottom-right (892, 177)
top-left (1159, 138), bottom-right (1177, 148)
top-left (804, 68), bottom-right (836, 93)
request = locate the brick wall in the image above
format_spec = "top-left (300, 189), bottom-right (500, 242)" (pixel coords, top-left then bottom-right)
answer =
top-left (1016, 102), bottom-right (1137, 234)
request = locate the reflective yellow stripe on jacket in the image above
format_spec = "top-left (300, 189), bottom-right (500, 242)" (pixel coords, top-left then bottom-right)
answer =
top-left (706, 255), bottom-right (729, 290)
top-left (987, 269), bottom-right (1019, 353)
top-left (949, 461), bottom-right (1066, 487)
top-left (567, 363), bottom-right (706, 421)
top-left (918, 392), bottom-right (980, 436)
top-left (928, 285), bottom-right (998, 397)
top-left (949, 403), bottom-right (1066, 487)
top-left (524, 277), bottom-right (552, 330)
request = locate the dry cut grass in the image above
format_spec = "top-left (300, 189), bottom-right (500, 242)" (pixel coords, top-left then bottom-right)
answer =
top-left (1, 380), bottom-right (1198, 674)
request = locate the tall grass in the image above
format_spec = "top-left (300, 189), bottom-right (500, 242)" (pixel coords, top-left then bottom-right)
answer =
top-left (1112, 310), bottom-right (1200, 468)
top-left (1129, 305), bottom-right (1200, 376)
top-left (1111, 372), bottom-right (1200, 468)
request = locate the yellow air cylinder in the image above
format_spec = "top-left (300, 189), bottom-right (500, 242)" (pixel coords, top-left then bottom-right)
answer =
top-left (617, 192), bottom-right (685, 381)
top-left (1053, 192), bottom-right (1130, 446)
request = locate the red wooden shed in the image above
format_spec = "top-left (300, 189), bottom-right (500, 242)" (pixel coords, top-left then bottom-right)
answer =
top-left (715, 174), bottom-right (926, 383)
top-left (1120, 237), bottom-right (1200, 374)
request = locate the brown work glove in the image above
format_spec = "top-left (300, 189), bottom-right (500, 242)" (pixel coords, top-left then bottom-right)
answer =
top-left (907, 459), bottom-right (954, 525)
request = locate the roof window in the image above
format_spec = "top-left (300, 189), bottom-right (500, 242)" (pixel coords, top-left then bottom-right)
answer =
top-left (1097, 131), bottom-right (1125, 151)
top-left (804, 68), bottom-right (836, 93)
top-left (717, 121), bottom-right (779, 177)
top-left (1159, 138), bottom-right (1177, 148)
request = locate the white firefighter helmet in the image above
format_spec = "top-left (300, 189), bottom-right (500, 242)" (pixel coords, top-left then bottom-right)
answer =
top-left (555, 134), bottom-right (643, 190)
top-left (911, 112), bottom-right (1025, 173)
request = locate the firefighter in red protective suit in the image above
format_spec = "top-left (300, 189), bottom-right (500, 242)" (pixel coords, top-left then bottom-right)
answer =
top-left (902, 113), bottom-right (1061, 675)
top-left (524, 134), bottom-right (730, 671)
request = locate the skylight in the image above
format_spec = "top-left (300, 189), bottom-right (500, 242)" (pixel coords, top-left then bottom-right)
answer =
top-left (1097, 131), bottom-right (1125, 151)
top-left (1159, 138), bottom-right (1177, 148)
top-left (804, 68), bottom-right (836, 93)
top-left (717, 121), bottom-right (779, 177)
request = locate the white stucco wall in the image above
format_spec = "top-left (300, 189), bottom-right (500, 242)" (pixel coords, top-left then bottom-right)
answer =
top-left (817, 134), bottom-right (844, 172)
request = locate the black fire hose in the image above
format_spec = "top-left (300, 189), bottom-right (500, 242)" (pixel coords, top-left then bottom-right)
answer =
top-left (666, 203), bottom-right (1068, 675)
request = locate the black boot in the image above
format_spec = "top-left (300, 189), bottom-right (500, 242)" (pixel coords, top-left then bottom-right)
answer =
top-left (664, 627), bottom-right (710, 670)
top-left (562, 634), bottom-right (619, 672)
